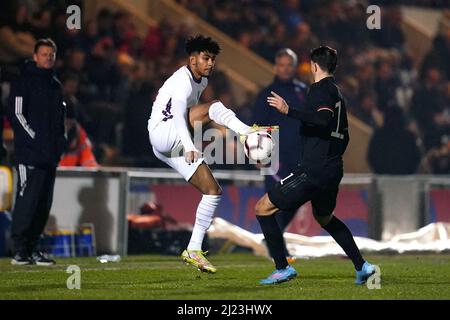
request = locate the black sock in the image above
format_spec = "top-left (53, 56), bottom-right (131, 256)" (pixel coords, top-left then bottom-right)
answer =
top-left (257, 214), bottom-right (288, 270)
top-left (322, 216), bottom-right (365, 271)
top-left (275, 210), bottom-right (296, 256)
top-left (275, 210), bottom-right (296, 230)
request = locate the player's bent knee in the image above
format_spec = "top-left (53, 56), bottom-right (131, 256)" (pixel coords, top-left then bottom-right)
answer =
top-left (255, 195), bottom-right (275, 216)
top-left (255, 199), bottom-right (266, 215)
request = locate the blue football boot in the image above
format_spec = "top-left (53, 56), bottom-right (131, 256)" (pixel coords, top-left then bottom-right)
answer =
top-left (355, 261), bottom-right (376, 285)
top-left (259, 265), bottom-right (297, 285)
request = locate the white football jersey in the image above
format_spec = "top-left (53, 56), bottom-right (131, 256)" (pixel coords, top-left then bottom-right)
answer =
top-left (148, 65), bottom-right (208, 130)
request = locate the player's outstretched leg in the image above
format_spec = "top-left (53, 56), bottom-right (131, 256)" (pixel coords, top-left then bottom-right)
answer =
top-left (314, 211), bottom-right (376, 284)
top-left (189, 101), bottom-right (271, 145)
top-left (182, 163), bottom-right (222, 273)
top-left (189, 101), bottom-right (251, 137)
top-left (255, 193), bottom-right (297, 285)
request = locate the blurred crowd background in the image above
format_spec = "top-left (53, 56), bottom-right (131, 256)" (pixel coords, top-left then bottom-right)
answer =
top-left (0, 0), bottom-right (449, 173)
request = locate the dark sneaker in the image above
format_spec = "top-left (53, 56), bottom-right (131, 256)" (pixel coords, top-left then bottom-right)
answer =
top-left (31, 251), bottom-right (56, 266)
top-left (11, 252), bottom-right (33, 265)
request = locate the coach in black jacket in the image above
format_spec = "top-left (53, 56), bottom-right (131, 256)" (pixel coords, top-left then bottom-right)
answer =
top-left (8, 38), bottom-right (65, 265)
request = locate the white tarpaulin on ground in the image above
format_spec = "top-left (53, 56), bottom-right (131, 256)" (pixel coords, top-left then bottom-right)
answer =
top-left (208, 218), bottom-right (450, 258)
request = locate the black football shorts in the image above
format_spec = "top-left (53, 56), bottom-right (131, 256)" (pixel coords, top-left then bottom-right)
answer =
top-left (268, 166), bottom-right (340, 216)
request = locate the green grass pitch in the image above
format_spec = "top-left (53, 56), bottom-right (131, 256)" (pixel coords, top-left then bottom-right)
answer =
top-left (1, 253), bottom-right (449, 300)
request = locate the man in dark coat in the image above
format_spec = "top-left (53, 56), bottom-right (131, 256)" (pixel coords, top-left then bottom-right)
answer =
top-left (8, 38), bottom-right (66, 265)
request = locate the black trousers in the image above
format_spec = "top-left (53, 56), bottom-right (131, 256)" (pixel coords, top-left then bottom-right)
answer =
top-left (11, 164), bottom-right (56, 254)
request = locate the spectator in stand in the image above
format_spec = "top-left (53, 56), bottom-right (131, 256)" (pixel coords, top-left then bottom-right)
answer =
top-left (112, 11), bottom-right (136, 54)
top-left (420, 18), bottom-right (450, 80)
top-left (353, 92), bottom-right (383, 128)
top-left (419, 139), bottom-right (450, 174)
top-left (368, 107), bottom-right (421, 174)
top-left (59, 48), bottom-right (95, 107)
top-left (59, 103), bottom-right (98, 167)
top-left (0, 2), bottom-right (35, 67)
top-left (370, 6), bottom-right (405, 50)
top-left (338, 76), bottom-right (359, 114)
top-left (77, 20), bottom-right (100, 54)
top-left (411, 67), bottom-right (446, 150)
top-left (354, 64), bottom-right (376, 97)
top-left (142, 24), bottom-right (164, 61)
top-left (277, 0), bottom-right (304, 35)
top-left (374, 60), bottom-right (401, 112)
top-left (29, 8), bottom-right (52, 40)
top-left (87, 37), bottom-right (121, 102)
top-left (122, 62), bottom-right (158, 167)
top-left (96, 8), bottom-right (114, 39)
top-left (85, 38), bottom-right (122, 153)
top-left (288, 22), bottom-right (319, 62)
top-left (60, 72), bottom-right (93, 142)
top-left (51, 10), bottom-right (81, 60)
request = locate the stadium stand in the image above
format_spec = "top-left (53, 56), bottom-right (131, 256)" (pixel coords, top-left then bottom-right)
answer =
top-left (0, 0), bottom-right (448, 174)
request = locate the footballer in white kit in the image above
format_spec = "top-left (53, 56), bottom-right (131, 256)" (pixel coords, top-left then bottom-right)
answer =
top-left (148, 64), bottom-right (208, 180)
top-left (148, 35), bottom-right (252, 273)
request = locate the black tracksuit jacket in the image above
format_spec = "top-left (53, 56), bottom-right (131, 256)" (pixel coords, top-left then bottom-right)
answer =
top-left (8, 61), bottom-right (66, 167)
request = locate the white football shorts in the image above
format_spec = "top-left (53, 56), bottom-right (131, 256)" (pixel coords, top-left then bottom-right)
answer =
top-left (148, 119), bottom-right (203, 181)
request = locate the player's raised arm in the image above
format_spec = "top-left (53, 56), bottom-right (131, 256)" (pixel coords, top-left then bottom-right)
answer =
top-left (267, 91), bottom-right (332, 127)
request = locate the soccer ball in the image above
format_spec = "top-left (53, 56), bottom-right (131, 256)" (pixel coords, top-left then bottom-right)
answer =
top-left (244, 130), bottom-right (274, 162)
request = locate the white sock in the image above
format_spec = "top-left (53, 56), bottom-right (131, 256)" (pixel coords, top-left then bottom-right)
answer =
top-left (187, 194), bottom-right (222, 251)
top-left (209, 101), bottom-right (250, 135)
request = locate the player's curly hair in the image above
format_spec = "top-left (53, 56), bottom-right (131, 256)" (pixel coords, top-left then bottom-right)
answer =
top-left (185, 35), bottom-right (221, 56)
top-left (310, 46), bottom-right (337, 74)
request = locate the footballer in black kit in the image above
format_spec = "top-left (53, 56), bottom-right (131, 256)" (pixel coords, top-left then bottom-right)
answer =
top-left (255, 46), bottom-right (376, 285)
top-left (268, 73), bottom-right (349, 213)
